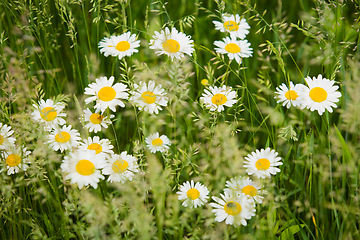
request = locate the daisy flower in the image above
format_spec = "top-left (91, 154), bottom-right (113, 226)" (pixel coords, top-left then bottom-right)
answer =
top-left (1, 146), bottom-right (31, 175)
top-left (0, 123), bottom-right (16, 149)
top-left (98, 32), bottom-right (140, 60)
top-left (31, 99), bottom-right (67, 131)
top-left (210, 191), bottom-right (256, 227)
top-left (176, 180), bottom-right (209, 208)
top-left (224, 176), bottom-right (264, 203)
top-left (275, 82), bottom-right (307, 108)
top-left (82, 108), bottom-right (114, 133)
top-left (213, 14), bottom-right (250, 39)
top-left (84, 76), bottom-right (129, 113)
top-left (145, 132), bottom-right (171, 153)
top-left (129, 81), bottom-right (168, 114)
top-left (102, 151), bottom-right (139, 183)
top-left (214, 37), bottom-right (252, 64)
top-left (298, 74), bottom-right (342, 115)
top-left (61, 149), bottom-right (106, 189)
top-left (243, 148), bottom-right (283, 179)
top-left (47, 125), bottom-right (81, 153)
top-left (200, 85), bottom-right (237, 112)
top-left (78, 136), bottom-right (114, 157)
top-left (149, 27), bottom-right (194, 61)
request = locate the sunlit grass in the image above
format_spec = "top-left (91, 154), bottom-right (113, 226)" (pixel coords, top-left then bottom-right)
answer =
top-left (1, 0), bottom-right (360, 239)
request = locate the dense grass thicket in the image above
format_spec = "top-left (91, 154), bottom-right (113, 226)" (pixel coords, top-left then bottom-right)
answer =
top-left (1, 0), bottom-right (360, 239)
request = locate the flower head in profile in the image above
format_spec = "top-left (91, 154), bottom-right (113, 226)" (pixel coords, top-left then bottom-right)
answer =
top-left (84, 76), bottom-right (129, 113)
top-left (0, 123), bottom-right (16, 150)
top-left (102, 151), bottom-right (139, 183)
top-left (200, 85), bottom-right (237, 112)
top-left (176, 180), bottom-right (209, 208)
top-left (210, 191), bottom-right (256, 227)
top-left (82, 108), bottom-right (114, 133)
top-left (149, 27), bottom-right (194, 60)
top-left (298, 74), bottom-right (342, 115)
top-left (99, 32), bottom-right (140, 60)
top-left (213, 14), bottom-right (250, 39)
top-left (1, 146), bottom-right (31, 175)
top-left (214, 37), bottom-right (252, 64)
top-left (31, 99), bottom-right (67, 131)
top-left (61, 149), bottom-right (106, 189)
top-left (275, 82), bottom-right (307, 108)
top-left (243, 148), bottom-right (282, 179)
top-left (78, 136), bottom-right (114, 158)
top-left (48, 125), bottom-right (81, 153)
top-left (130, 81), bottom-right (168, 114)
top-left (224, 176), bottom-right (265, 203)
top-left (145, 132), bottom-right (171, 153)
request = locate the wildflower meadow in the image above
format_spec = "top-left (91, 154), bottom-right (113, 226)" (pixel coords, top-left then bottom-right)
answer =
top-left (1, 0), bottom-right (360, 239)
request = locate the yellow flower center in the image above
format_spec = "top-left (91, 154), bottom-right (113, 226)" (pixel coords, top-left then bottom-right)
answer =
top-left (224, 201), bottom-right (242, 215)
top-left (141, 91), bottom-right (156, 104)
top-left (225, 43), bottom-right (240, 53)
top-left (223, 20), bottom-right (239, 32)
top-left (89, 113), bottom-right (104, 124)
top-left (309, 87), bottom-right (327, 103)
top-left (6, 154), bottom-right (21, 167)
top-left (112, 159), bottom-right (129, 173)
top-left (98, 86), bottom-right (116, 102)
top-left (242, 185), bottom-right (257, 197)
top-left (186, 188), bottom-right (200, 200)
top-left (55, 131), bottom-right (71, 143)
top-left (211, 93), bottom-right (227, 105)
top-left (115, 41), bottom-right (130, 52)
top-left (87, 143), bottom-right (103, 154)
top-left (285, 90), bottom-right (299, 100)
top-left (255, 158), bottom-right (271, 171)
top-left (0, 135), bottom-right (4, 145)
top-left (40, 107), bottom-right (57, 121)
top-left (162, 39), bottom-right (180, 53)
top-left (76, 159), bottom-right (95, 176)
top-left (201, 79), bottom-right (209, 86)
top-left (152, 138), bottom-right (163, 146)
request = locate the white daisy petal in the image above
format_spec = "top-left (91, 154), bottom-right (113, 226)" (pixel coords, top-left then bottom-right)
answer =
top-left (213, 13), bottom-right (250, 39)
top-left (149, 27), bottom-right (194, 61)
top-left (243, 147), bottom-right (283, 179)
top-left (82, 108), bottom-right (114, 133)
top-left (275, 82), bottom-right (306, 108)
top-left (298, 74), bottom-right (342, 115)
top-left (145, 132), bottom-right (171, 153)
top-left (99, 32), bottom-right (140, 60)
top-left (224, 176), bottom-right (265, 203)
top-left (31, 99), bottom-right (67, 131)
top-left (0, 123), bottom-right (16, 150)
top-left (1, 146), bottom-right (31, 175)
top-left (200, 85), bottom-right (237, 112)
top-left (102, 151), bottom-right (139, 183)
top-left (214, 36), bottom-right (252, 64)
top-left (47, 125), bottom-right (81, 153)
top-left (84, 76), bottom-right (129, 113)
top-left (176, 180), bottom-right (209, 209)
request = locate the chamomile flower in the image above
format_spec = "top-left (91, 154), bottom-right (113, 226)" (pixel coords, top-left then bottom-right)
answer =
top-left (78, 136), bottom-right (114, 157)
top-left (176, 180), bottom-right (209, 208)
top-left (82, 108), bottom-right (114, 133)
top-left (1, 146), bottom-right (31, 175)
top-left (0, 123), bottom-right (16, 149)
top-left (298, 74), bottom-right (342, 115)
top-left (213, 14), bottom-right (250, 39)
top-left (145, 132), bottom-right (171, 153)
top-left (275, 82), bottom-right (307, 108)
top-left (84, 76), bottom-right (129, 113)
top-left (61, 149), bottom-right (106, 189)
top-left (200, 85), bottom-right (237, 112)
top-left (149, 27), bottom-right (194, 60)
top-left (98, 32), bottom-right (140, 60)
top-left (129, 81), bottom-right (168, 114)
top-left (31, 99), bottom-right (67, 131)
top-left (210, 191), bottom-right (256, 227)
top-left (214, 37), bottom-right (252, 64)
top-left (48, 125), bottom-right (81, 153)
top-left (243, 148), bottom-right (283, 179)
top-left (102, 151), bottom-right (139, 183)
top-left (224, 176), bottom-right (264, 203)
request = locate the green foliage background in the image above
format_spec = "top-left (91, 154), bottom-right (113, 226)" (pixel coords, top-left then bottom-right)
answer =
top-left (1, 0), bottom-right (360, 239)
